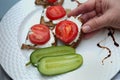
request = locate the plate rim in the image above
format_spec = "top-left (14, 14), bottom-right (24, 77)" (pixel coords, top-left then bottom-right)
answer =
top-left (0, 0), bottom-right (120, 80)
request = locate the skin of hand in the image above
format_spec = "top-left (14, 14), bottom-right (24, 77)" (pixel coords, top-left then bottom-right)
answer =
top-left (68, 0), bottom-right (120, 38)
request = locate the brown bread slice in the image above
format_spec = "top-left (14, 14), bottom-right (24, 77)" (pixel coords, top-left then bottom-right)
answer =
top-left (35, 0), bottom-right (64, 8)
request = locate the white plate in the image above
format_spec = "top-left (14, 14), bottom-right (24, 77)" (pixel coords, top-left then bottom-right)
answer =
top-left (0, 0), bottom-right (120, 80)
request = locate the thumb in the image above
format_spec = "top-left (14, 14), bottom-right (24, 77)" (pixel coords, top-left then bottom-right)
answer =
top-left (82, 14), bottom-right (109, 33)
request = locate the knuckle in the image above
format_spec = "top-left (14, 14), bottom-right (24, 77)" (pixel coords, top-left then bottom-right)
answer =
top-left (90, 18), bottom-right (100, 30)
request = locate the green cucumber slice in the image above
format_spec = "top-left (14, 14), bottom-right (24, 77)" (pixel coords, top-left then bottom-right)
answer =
top-left (30, 46), bottom-right (75, 66)
top-left (38, 54), bottom-right (83, 76)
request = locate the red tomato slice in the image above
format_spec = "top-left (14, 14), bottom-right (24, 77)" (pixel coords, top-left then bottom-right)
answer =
top-left (29, 24), bottom-right (50, 45)
top-left (47, 0), bottom-right (57, 3)
top-left (46, 5), bottom-right (66, 20)
top-left (55, 20), bottom-right (78, 44)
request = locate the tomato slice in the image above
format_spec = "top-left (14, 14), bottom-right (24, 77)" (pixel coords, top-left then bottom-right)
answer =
top-left (55, 20), bottom-right (78, 44)
top-left (46, 5), bottom-right (66, 20)
top-left (29, 24), bottom-right (50, 45)
top-left (47, 0), bottom-right (57, 3)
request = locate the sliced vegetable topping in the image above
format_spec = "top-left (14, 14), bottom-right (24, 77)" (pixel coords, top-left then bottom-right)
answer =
top-left (29, 24), bottom-right (50, 45)
top-left (46, 5), bottom-right (66, 20)
top-left (55, 20), bottom-right (78, 44)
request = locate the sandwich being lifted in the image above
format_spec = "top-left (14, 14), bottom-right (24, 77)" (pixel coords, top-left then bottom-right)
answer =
top-left (53, 16), bottom-right (83, 48)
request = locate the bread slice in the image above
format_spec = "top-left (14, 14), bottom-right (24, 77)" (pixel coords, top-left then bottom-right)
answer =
top-left (35, 0), bottom-right (64, 8)
top-left (40, 16), bottom-right (56, 29)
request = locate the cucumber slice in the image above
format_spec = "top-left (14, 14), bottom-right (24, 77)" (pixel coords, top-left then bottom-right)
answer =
top-left (30, 46), bottom-right (75, 66)
top-left (38, 54), bottom-right (83, 76)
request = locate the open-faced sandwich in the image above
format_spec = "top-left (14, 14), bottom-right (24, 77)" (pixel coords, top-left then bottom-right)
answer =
top-left (40, 5), bottom-right (71, 29)
top-left (53, 16), bottom-right (83, 48)
top-left (21, 24), bottom-right (57, 49)
top-left (35, 0), bottom-right (64, 7)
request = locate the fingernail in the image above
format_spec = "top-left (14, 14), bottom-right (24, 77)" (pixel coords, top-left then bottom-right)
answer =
top-left (82, 25), bottom-right (91, 33)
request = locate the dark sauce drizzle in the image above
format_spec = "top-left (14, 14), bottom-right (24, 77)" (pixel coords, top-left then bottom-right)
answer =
top-left (97, 28), bottom-right (119, 65)
top-left (108, 28), bottom-right (119, 47)
top-left (97, 43), bottom-right (111, 65)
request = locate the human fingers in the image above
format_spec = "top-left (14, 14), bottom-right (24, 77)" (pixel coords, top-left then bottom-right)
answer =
top-left (95, 0), bottom-right (102, 14)
top-left (80, 10), bottom-right (97, 23)
top-left (111, 26), bottom-right (120, 30)
top-left (82, 12), bottom-right (109, 33)
top-left (68, 0), bottom-right (95, 17)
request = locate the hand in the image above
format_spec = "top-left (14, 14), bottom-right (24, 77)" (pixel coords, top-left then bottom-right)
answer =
top-left (68, 0), bottom-right (120, 38)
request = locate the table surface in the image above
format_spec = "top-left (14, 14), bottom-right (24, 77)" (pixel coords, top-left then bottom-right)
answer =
top-left (0, 0), bottom-right (120, 80)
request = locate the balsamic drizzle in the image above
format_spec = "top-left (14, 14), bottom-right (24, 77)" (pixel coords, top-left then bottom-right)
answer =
top-left (97, 28), bottom-right (119, 65)
top-left (108, 28), bottom-right (119, 47)
top-left (97, 43), bottom-right (111, 65)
